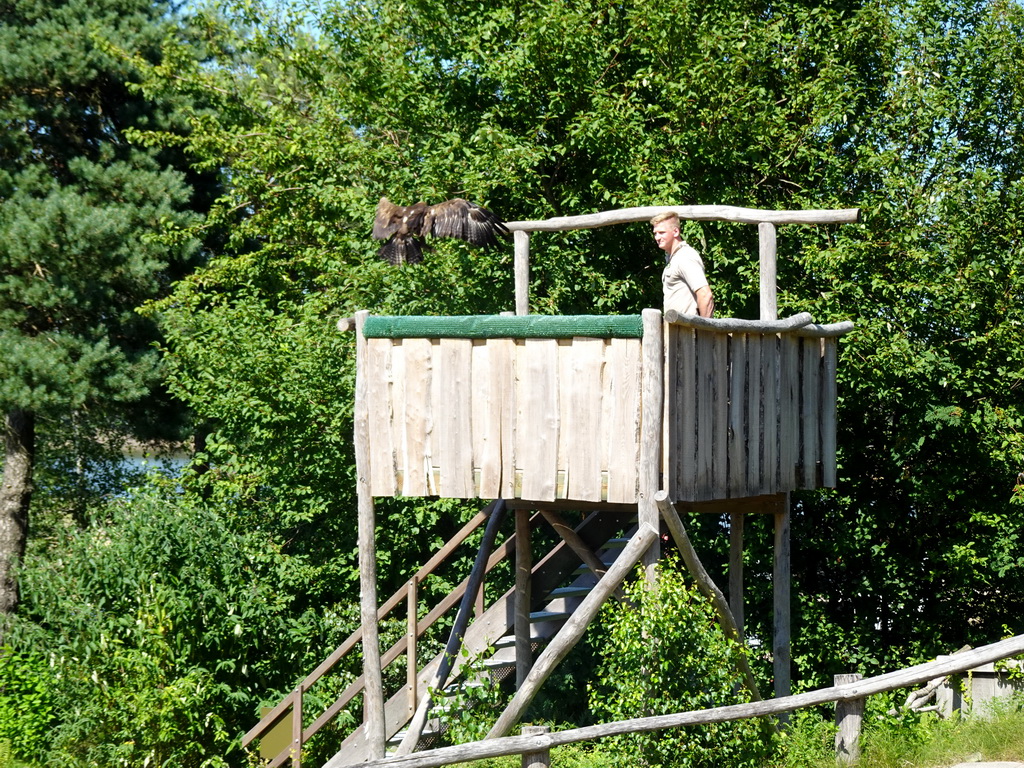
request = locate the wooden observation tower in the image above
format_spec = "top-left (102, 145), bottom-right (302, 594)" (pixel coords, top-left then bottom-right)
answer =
top-left (244, 205), bottom-right (859, 768)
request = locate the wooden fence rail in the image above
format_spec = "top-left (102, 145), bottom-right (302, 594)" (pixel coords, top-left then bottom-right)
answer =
top-left (504, 205), bottom-right (860, 232)
top-left (343, 633), bottom-right (1024, 768)
top-left (504, 204), bottom-right (859, 316)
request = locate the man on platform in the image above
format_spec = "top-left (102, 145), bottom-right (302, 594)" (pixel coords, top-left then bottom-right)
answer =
top-left (651, 212), bottom-right (715, 317)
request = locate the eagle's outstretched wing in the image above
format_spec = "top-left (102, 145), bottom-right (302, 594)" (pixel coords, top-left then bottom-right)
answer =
top-left (425, 198), bottom-right (509, 248)
top-left (372, 196), bottom-right (509, 265)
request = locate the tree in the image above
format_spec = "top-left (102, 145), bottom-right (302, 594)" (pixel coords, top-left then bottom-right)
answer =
top-left (128, 0), bottom-right (886, 598)
top-left (776, 0), bottom-right (1024, 680)
top-left (136, 0), bottom-right (1022, 697)
top-left (0, 0), bottom-right (204, 617)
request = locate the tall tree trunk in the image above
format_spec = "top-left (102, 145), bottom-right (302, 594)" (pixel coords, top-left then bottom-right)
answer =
top-left (0, 409), bottom-right (34, 617)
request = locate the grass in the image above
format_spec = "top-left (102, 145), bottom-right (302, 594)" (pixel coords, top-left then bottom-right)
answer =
top-left (4, 699), bottom-right (1022, 768)
top-left (463, 741), bottom-right (618, 768)
top-left (775, 696), bottom-right (1024, 768)
top-left (861, 700), bottom-right (1024, 768)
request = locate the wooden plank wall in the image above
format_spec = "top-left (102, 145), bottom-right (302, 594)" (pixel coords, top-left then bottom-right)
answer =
top-left (664, 327), bottom-right (838, 502)
top-left (363, 336), bottom-right (643, 503)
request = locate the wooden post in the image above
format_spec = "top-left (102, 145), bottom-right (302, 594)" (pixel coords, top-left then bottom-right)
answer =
top-left (822, 339), bottom-right (838, 487)
top-left (521, 725), bottom-right (551, 768)
top-left (773, 497), bottom-right (792, 703)
top-left (758, 222), bottom-right (777, 321)
top-left (541, 510), bottom-right (625, 601)
top-left (291, 684), bottom-right (303, 768)
top-left (541, 511), bottom-right (609, 575)
top-left (729, 511), bottom-right (744, 634)
top-left (407, 577), bottom-right (418, 713)
top-left (515, 508), bottom-right (532, 689)
top-left (354, 310), bottom-right (386, 759)
top-left (758, 224), bottom-right (792, 704)
top-left (834, 674), bottom-right (864, 764)
top-left (640, 309), bottom-right (664, 586)
top-left (515, 230), bottom-right (530, 315)
top-left (475, 582), bottom-right (485, 618)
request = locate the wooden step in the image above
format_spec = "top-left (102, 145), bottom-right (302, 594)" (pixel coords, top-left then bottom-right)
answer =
top-left (529, 609), bottom-right (570, 623)
top-left (548, 584), bottom-right (592, 599)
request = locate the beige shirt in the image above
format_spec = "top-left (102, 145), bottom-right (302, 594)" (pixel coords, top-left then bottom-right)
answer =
top-left (662, 242), bottom-right (709, 315)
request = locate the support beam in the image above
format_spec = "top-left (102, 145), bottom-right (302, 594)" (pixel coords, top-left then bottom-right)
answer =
top-left (406, 578), bottom-right (418, 714)
top-left (515, 508), bottom-right (532, 689)
top-left (514, 230), bottom-right (530, 315)
top-left (639, 309), bottom-right (664, 585)
top-left (538, 510), bottom-right (624, 601)
top-left (521, 725), bottom-right (550, 768)
top-left (773, 499), bottom-right (792, 702)
top-left (728, 511), bottom-right (744, 636)
top-left (505, 205), bottom-right (860, 232)
top-left (835, 674), bottom-right (864, 764)
top-left (758, 222), bottom-right (777, 321)
top-left (354, 310), bottom-right (386, 759)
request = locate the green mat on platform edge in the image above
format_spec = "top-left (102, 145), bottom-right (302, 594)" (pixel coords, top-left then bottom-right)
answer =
top-left (361, 314), bottom-right (644, 339)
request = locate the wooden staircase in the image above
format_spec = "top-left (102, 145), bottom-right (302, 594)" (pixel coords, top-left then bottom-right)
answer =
top-left (244, 503), bottom-right (637, 768)
top-left (328, 509), bottom-right (633, 765)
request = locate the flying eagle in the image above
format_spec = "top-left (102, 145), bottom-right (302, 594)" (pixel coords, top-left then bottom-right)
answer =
top-left (372, 197), bottom-right (510, 265)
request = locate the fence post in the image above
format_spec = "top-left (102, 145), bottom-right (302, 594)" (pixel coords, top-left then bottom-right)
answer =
top-left (291, 684), bottom-right (304, 768)
top-left (835, 673), bottom-right (864, 764)
top-left (406, 576), bottom-right (418, 714)
top-left (514, 230), bottom-right (530, 315)
top-left (521, 725), bottom-right (550, 768)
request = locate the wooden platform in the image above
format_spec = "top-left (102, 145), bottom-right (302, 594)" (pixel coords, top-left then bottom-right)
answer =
top-left (356, 310), bottom-right (853, 505)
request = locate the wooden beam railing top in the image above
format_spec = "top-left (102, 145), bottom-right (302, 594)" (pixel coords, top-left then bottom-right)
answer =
top-left (504, 204), bottom-right (859, 317)
top-left (505, 205), bottom-right (859, 232)
top-left (347, 633), bottom-right (1024, 768)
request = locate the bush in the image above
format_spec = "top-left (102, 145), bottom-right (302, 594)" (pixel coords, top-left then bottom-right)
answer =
top-left (0, 648), bottom-right (55, 761)
top-left (588, 558), bottom-right (776, 768)
top-left (5, 485), bottom-right (353, 768)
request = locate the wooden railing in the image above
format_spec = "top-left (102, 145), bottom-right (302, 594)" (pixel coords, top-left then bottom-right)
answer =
top-left (346, 633), bottom-right (1024, 768)
top-left (504, 204), bottom-right (860, 317)
top-left (241, 500), bottom-right (519, 768)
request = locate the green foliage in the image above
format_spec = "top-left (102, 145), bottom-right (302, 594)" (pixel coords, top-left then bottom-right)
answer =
top-left (588, 559), bottom-right (775, 768)
top-left (0, 0), bottom-right (205, 417)
top-left (429, 646), bottom-right (509, 745)
top-left (760, 0), bottom-right (1024, 686)
top-left (771, 695), bottom-right (1024, 768)
top-left (0, 648), bottom-right (55, 761)
top-left (464, 742), bottom-right (618, 768)
top-left (5, 486), bottom-right (351, 768)
top-left (4, 0), bottom-right (1022, 764)
top-left (0, 0), bottom-right (213, 583)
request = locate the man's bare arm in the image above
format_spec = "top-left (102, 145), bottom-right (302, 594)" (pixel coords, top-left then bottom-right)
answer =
top-left (696, 286), bottom-right (714, 318)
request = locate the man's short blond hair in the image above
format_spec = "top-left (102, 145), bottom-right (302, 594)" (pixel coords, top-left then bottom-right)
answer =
top-left (650, 211), bottom-right (679, 227)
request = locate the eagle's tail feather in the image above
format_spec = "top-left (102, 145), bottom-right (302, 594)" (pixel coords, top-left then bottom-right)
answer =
top-left (378, 234), bottom-right (425, 266)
